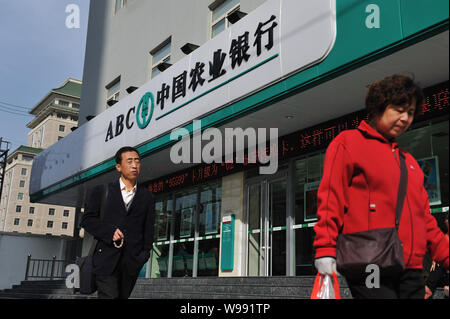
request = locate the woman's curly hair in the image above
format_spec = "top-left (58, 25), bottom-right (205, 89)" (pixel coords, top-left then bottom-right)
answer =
top-left (365, 74), bottom-right (424, 121)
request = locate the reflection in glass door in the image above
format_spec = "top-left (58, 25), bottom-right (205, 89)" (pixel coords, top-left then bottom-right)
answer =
top-left (247, 178), bottom-right (287, 276)
top-left (269, 180), bottom-right (286, 276)
top-left (247, 184), bottom-right (263, 276)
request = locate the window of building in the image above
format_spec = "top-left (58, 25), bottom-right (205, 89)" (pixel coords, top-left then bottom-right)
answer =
top-left (27, 219), bottom-right (33, 227)
top-left (63, 210), bottom-right (70, 217)
top-left (22, 155), bottom-right (33, 162)
top-left (150, 181), bottom-right (221, 279)
top-left (62, 222), bottom-right (68, 229)
top-left (19, 180), bottom-right (25, 188)
top-left (21, 168), bottom-right (27, 176)
top-left (59, 125), bottom-right (65, 132)
top-left (16, 205), bottom-right (22, 213)
top-left (72, 103), bottom-right (80, 109)
top-left (114, 0), bottom-right (127, 13)
top-left (29, 207), bottom-right (35, 214)
top-left (59, 100), bottom-right (69, 107)
top-left (106, 77), bottom-right (121, 107)
top-left (49, 208), bottom-right (55, 216)
top-left (56, 113), bottom-right (68, 120)
top-left (150, 40), bottom-right (171, 79)
top-left (18, 193), bottom-right (24, 200)
top-left (47, 221), bottom-right (53, 228)
top-left (14, 218), bottom-right (20, 226)
top-left (293, 152), bottom-right (325, 275)
top-left (397, 120), bottom-right (449, 208)
top-left (210, 0), bottom-right (240, 38)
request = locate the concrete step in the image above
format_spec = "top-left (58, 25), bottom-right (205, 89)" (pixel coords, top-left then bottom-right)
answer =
top-left (3, 276), bottom-right (443, 299)
top-left (0, 291), bottom-right (95, 299)
top-left (0, 276), bottom-right (350, 299)
top-left (4, 287), bottom-right (79, 295)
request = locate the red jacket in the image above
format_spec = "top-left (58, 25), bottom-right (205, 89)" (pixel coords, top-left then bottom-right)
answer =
top-left (313, 120), bottom-right (449, 270)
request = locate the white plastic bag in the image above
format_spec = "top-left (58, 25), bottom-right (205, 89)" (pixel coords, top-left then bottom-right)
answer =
top-left (311, 273), bottom-right (341, 299)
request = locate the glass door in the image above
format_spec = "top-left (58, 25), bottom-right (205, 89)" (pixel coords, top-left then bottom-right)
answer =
top-left (268, 179), bottom-right (287, 276)
top-left (246, 175), bottom-right (287, 276)
top-left (247, 183), bottom-right (263, 276)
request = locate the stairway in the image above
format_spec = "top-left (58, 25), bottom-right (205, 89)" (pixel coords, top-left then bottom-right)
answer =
top-left (130, 276), bottom-right (352, 299)
top-left (0, 276), bottom-right (349, 299)
top-left (0, 276), bottom-right (446, 299)
top-left (0, 280), bottom-right (95, 299)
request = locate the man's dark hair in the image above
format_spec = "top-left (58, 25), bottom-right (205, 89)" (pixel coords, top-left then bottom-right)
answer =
top-left (365, 74), bottom-right (424, 121)
top-left (115, 146), bottom-right (140, 164)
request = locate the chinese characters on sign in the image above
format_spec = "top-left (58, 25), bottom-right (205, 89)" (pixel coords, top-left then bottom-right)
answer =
top-left (155, 15), bottom-right (279, 114)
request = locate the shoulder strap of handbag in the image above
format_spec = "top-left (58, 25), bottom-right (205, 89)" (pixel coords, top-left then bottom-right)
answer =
top-left (88, 184), bottom-right (109, 256)
top-left (395, 149), bottom-right (408, 230)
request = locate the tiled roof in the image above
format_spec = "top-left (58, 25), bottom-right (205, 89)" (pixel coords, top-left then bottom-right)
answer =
top-left (52, 79), bottom-right (82, 98)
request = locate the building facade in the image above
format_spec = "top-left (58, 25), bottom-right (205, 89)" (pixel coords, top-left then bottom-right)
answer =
top-left (30, 0), bottom-right (448, 279)
top-left (0, 79), bottom-right (81, 236)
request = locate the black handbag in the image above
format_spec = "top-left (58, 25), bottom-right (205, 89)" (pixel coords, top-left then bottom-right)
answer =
top-left (76, 185), bottom-right (109, 295)
top-left (336, 149), bottom-right (408, 279)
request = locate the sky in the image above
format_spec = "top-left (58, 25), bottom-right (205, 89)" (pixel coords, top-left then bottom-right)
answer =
top-left (0, 0), bottom-right (90, 153)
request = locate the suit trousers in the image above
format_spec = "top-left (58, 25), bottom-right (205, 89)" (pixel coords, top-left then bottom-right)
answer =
top-left (95, 251), bottom-right (138, 299)
top-left (346, 269), bottom-right (425, 299)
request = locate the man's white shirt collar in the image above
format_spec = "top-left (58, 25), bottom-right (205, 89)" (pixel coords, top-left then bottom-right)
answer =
top-left (119, 178), bottom-right (137, 205)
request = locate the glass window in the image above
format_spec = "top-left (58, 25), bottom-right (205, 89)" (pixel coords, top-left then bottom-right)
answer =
top-left (197, 182), bottom-right (221, 276)
top-left (14, 218), bottom-right (20, 226)
top-left (18, 193), bottom-right (24, 200)
top-left (211, 18), bottom-right (226, 39)
top-left (115, 0), bottom-right (126, 13)
top-left (175, 189), bottom-right (197, 240)
top-left (155, 199), bottom-right (171, 241)
top-left (21, 168), bottom-right (27, 175)
top-left (47, 221), bottom-right (53, 228)
top-left (29, 207), bottom-right (35, 214)
top-left (72, 103), bottom-right (80, 109)
top-left (59, 125), bottom-right (65, 132)
top-left (49, 208), bottom-right (55, 216)
top-left (62, 222), bottom-right (68, 229)
top-left (27, 219), bottom-right (33, 227)
top-left (397, 120), bottom-right (449, 208)
top-left (150, 196), bottom-right (173, 278)
top-left (149, 181), bottom-right (222, 278)
top-left (210, 0), bottom-right (240, 38)
top-left (293, 152), bottom-right (325, 276)
top-left (151, 41), bottom-right (171, 79)
top-left (294, 153), bottom-right (324, 225)
top-left (106, 78), bottom-right (121, 107)
top-left (59, 100), bottom-right (69, 106)
top-left (172, 241), bottom-right (194, 277)
top-left (197, 238), bottom-right (220, 277)
top-left (199, 183), bottom-right (222, 237)
top-left (63, 210), bottom-right (70, 217)
top-left (171, 189), bottom-right (197, 277)
top-left (16, 205), bottom-right (22, 213)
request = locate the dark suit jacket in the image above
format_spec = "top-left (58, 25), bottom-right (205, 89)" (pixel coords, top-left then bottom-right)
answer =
top-left (80, 180), bottom-right (155, 277)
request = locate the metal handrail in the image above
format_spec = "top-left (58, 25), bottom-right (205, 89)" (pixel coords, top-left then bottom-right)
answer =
top-left (24, 255), bottom-right (74, 281)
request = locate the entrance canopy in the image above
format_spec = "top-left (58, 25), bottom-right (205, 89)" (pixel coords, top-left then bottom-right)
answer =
top-left (30, 0), bottom-right (449, 206)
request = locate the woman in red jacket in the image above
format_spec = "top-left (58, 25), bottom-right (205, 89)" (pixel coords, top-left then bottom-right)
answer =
top-left (313, 74), bottom-right (449, 299)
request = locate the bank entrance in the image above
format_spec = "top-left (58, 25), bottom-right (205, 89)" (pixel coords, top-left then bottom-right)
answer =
top-left (246, 171), bottom-right (288, 276)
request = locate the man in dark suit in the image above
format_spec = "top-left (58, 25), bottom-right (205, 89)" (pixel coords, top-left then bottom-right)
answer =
top-left (81, 146), bottom-right (155, 299)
